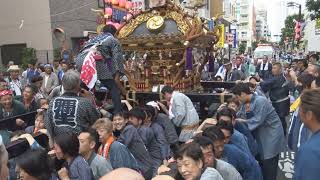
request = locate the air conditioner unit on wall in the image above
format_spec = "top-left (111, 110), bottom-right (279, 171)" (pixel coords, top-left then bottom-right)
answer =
top-left (83, 31), bottom-right (97, 37)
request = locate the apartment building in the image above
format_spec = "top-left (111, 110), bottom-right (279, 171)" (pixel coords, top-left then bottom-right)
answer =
top-left (256, 9), bottom-right (271, 42)
top-left (236, 0), bottom-right (256, 50)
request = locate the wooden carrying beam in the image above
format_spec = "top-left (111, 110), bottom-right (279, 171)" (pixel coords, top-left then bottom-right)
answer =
top-left (127, 91), bottom-right (232, 118)
top-left (127, 91), bottom-right (232, 104)
top-left (200, 81), bottom-right (236, 90)
top-left (0, 111), bottom-right (37, 131)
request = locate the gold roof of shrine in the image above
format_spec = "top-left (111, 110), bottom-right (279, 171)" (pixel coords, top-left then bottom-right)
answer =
top-left (117, 5), bottom-right (202, 45)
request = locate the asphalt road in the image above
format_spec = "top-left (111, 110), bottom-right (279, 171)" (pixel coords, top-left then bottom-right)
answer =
top-left (277, 117), bottom-right (294, 180)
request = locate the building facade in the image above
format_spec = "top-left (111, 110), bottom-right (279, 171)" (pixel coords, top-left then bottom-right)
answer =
top-left (0, 0), bottom-right (54, 66)
top-left (0, 0), bottom-right (102, 66)
top-left (303, 17), bottom-right (320, 52)
top-left (49, 0), bottom-right (99, 60)
top-left (236, 0), bottom-right (256, 51)
top-left (256, 9), bottom-right (271, 42)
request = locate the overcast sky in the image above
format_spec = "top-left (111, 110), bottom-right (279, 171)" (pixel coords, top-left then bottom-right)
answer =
top-left (255, 0), bottom-right (306, 41)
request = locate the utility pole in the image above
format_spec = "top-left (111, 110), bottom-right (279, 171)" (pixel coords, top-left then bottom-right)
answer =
top-left (298, 4), bottom-right (302, 21)
top-left (228, 23), bottom-right (231, 60)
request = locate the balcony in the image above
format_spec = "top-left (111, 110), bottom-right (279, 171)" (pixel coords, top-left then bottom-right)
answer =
top-left (240, 3), bottom-right (249, 7)
top-left (240, 9), bottom-right (248, 15)
top-left (239, 18), bottom-right (249, 23)
top-left (238, 25), bottom-right (249, 30)
top-left (238, 36), bottom-right (250, 41)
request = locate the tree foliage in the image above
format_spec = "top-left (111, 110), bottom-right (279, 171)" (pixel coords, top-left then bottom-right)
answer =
top-left (54, 48), bottom-right (61, 59)
top-left (252, 41), bottom-right (258, 51)
top-left (306, 0), bottom-right (320, 19)
top-left (239, 42), bottom-right (246, 54)
top-left (280, 14), bottom-right (301, 46)
top-left (21, 48), bottom-right (37, 69)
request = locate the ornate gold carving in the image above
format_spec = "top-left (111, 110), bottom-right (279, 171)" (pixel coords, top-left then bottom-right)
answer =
top-left (146, 16), bottom-right (165, 31)
top-left (118, 10), bottom-right (190, 39)
top-left (118, 13), bottom-right (153, 38)
top-left (165, 11), bottom-right (189, 35)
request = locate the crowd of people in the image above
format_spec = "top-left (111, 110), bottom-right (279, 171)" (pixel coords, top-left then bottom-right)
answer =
top-left (1, 24), bottom-right (320, 180)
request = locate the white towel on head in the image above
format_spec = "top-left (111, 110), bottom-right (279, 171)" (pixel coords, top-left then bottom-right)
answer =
top-left (146, 101), bottom-right (160, 110)
top-left (260, 62), bottom-right (269, 71)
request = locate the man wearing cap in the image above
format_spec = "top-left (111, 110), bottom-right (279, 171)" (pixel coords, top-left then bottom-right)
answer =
top-left (40, 64), bottom-right (59, 96)
top-left (6, 65), bottom-right (24, 98)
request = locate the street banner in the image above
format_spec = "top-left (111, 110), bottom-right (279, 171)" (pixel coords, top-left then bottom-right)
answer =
top-left (208, 20), bottom-right (215, 31)
top-left (217, 24), bottom-right (225, 48)
top-left (80, 46), bottom-right (98, 89)
top-left (231, 29), bottom-right (237, 48)
top-left (315, 18), bottom-right (320, 35)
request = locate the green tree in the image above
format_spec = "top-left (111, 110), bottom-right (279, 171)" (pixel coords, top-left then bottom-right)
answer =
top-left (238, 42), bottom-right (246, 54)
top-left (21, 48), bottom-right (37, 69)
top-left (54, 48), bottom-right (61, 59)
top-left (259, 39), bottom-right (270, 44)
top-left (280, 14), bottom-right (301, 46)
top-left (306, 0), bottom-right (320, 19)
top-left (252, 41), bottom-right (258, 51)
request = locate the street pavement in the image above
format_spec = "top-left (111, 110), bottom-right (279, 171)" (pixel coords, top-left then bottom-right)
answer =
top-left (277, 117), bottom-right (294, 180)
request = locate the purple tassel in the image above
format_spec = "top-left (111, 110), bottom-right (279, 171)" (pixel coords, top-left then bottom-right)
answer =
top-left (106, 58), bottom-right (112, 69)
top-left (208, 55), bottom-right (214, 72)
top-left (185, 47), bottom-right (193, 70)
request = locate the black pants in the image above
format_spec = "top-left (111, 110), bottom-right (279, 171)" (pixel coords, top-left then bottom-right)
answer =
top-left (260, 154), bottom-right (279, 180)
top-left (100, 79), bottom-right (122, 114)
top-left (280, 116), bottom-right (287, 135)
top-left (272, 100), bottom-right (289, 136)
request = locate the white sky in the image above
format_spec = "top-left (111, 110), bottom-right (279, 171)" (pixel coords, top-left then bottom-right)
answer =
top-left (255, 0), bottom-right (306, 41)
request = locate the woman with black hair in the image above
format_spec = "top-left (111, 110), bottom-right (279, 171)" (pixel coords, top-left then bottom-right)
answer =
top-left (16, 149), bottom-right (54, 180)
top-left (53, 132), bottom-right (93, 180)
top-left (175, 142), bottom-right (223, 180)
